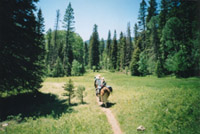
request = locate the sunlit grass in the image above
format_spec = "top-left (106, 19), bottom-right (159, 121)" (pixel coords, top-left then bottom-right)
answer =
top-left (102, 72), bottom-right (200, 134)
top-left (1, 71), bottom-right (112, 134)
top-left (1, 71), bottom-right (200, 134)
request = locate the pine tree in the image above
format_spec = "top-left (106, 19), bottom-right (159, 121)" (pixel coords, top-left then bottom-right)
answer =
top-left (130, 47), bottom-right (141, 76)
top-left (158, 0), bottom-right (170, 75)
top-left (89, 24), bottom-right (100, 70)
top-left (106, 30), bottom-right (112, 58)
top-left (161, 17), bottom-right (186, 77)
top-left (52, 57), bottom-right (64, 77)
top-left (147, 16), bottom-right (159, 60)
top-left (72, 33), bottom-right (84, 65)
top-left (63, 79), bottom-right (75, 105)
top-left (119, 32), bottom-right (126, 70)
top-left (63, 2), bottom-right (75, 76)
top-left (52, 10), bottom-right (60, 67)
top-left (76, 85), bottom-right (86, 104)
top-left (0, 0), bottom-right (45, 92)
top-left (99, 38), bottom-right (105, 63)
top-left (159, 0), bottom-right (170, 32)
top-left (84, 42), bottom-right (89, 66)
top-left (46, 29), bottom-right (53, 68)
top-left (125, 23), bottom-right (133, 67)
top-left (110, 30), bottom-right (118, 70)
top-left (138, 0), bottom-right (147, 50)
top-left (146, 0), bottom-right (157, 23)
top-left (138, 0), bottom-right (147, 31)
top-left (134, 23), bottom-right (139, 44)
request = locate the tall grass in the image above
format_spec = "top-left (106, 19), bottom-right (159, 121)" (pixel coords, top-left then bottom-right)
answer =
top-left (1, 71), bottom-right (199, 134)
top-left (103, 72), bottom-right (200, 134)
top-left (0, 72), bottom-right (112, 134)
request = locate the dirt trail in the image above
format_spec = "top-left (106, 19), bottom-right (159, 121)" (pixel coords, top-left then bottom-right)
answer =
top-left (96, 97), bottom-right (123, 134)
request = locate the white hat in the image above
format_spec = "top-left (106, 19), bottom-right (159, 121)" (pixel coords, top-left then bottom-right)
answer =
top-left (96, 74), bottom-right (101, 79)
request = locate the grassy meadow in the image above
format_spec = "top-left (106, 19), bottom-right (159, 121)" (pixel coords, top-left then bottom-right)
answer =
top-left (0, 70), bottom-right (200, 134)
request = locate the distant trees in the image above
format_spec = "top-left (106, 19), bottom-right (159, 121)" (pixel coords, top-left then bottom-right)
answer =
top-left (63, 2), bottom-right (75, 76)
top-left (125, 23), bottom-right (133, 67)
top-left (84, 42), bottom-right (89, 67)
top-left (119, 32), bottom-right (126, 70)
top-left (27, 0), bottom-right (199, 79)
top-left (131, 0), bottom-right (200, 78)
top-left (44, 2), bottom-right (85, 77)
top-left (110, 30), bottom-right (118, 70)
top-left (89, 24), bottom-right (100, 70)
top-left (106, 30), bottom-right (112, 69)
top-left (0, 0), bottom-right (45, 93)
top-left (44, 0), bottom-right (200, 78)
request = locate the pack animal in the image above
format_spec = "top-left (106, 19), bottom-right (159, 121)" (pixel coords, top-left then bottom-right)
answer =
top-left (100, 86), bottom-right (112, 107)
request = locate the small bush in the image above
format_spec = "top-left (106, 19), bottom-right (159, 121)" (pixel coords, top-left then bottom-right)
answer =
top-left (63, 79), bottom-right (75, 105)
top-left (76, 85), bottom-right (86, 104)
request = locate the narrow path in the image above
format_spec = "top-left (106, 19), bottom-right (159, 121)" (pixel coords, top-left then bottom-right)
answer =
top-left (96, 97), bottom-right (123, 134)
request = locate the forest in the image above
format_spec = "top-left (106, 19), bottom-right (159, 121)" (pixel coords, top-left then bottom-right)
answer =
top-left (45, 0), bottom-right (200, 79)
top-left (1, 0), bottom-right (199, 94)
top-left (0, 0), bottom-right (200, 133)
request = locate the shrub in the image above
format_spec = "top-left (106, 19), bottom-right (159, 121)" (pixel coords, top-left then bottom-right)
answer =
top-left (76, 85), bottom-right (86, 104)
top-left (63, 79), bottom-right (75, 105)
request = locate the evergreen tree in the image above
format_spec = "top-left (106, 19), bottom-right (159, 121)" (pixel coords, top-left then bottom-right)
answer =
top-left (125, 23), bottom-right (133, 67)
top-left (161, 17), bottom-right (186, 77)
top-left (138, 0), bottom-right (147, 50)
top-left (138, 51), bottom-right (149, 76)
top-left (63, 2), bottom-right (75, 76)
top-left (52, 10), bottom-right (60, 66)
top-left (147, 16), bottom-right (159, 60)
top-left (89, 24), bottom-right (100, 70)
top-left (110, 30), bottom-right (118, 70)
top-left (46, 29), bottom-right (53, 68)
top-left (119, 32), bottom-right (126, 70)
top-left (72, 33), bottom-right (84, 65)
top-left (106, 30), bottom-right (112, 69)
top-left (54, 10), bottom-right (60, 48)
top-left (52, 57), bottom-right (64, 77)
top-left (138, 0), bottom-right (147, 31)
top-left (84, 42), bottom-right (89, 66)
top-left (0, 0), bottom-right (45, 92)
top-left (76, 85), bottom-right (86, 104)
top-left (158, 0), bottom-right (170, 75)
top-left (134, 23), bottom-right (139, 44)
top-left (116, 33), bottom-right (122, 71)
top-left (106, 30), bottom-right (112, 58)
top-left (130, 47), bottom-right (141, 76)
top-left (63, 79), bottom-right (75, 105)
top-left (146, 0), bottom-right (157, 23)
top-left (159, 0), bottom-right (170, 32)
top-left (99, 38), bottom-right (105, 63)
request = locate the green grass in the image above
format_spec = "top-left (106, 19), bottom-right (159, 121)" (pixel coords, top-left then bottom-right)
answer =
top-left (1, 70), bottom-right (200, 134)
top-left (102, 72), bottom-right (200, 134)
top-left (0, 71), bottom-right (112, 134)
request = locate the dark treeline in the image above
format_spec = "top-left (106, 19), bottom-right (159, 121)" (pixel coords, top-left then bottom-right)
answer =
top-left (88, 0), bottom-right (200, 77)
top-left (0, 0), bottom-right (45, 93)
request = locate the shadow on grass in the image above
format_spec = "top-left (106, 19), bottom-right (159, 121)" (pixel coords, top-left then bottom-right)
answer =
top-left (0, 91), bottom-right (73, 122)
top-left (101, 102), bottom-right (116, 108)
